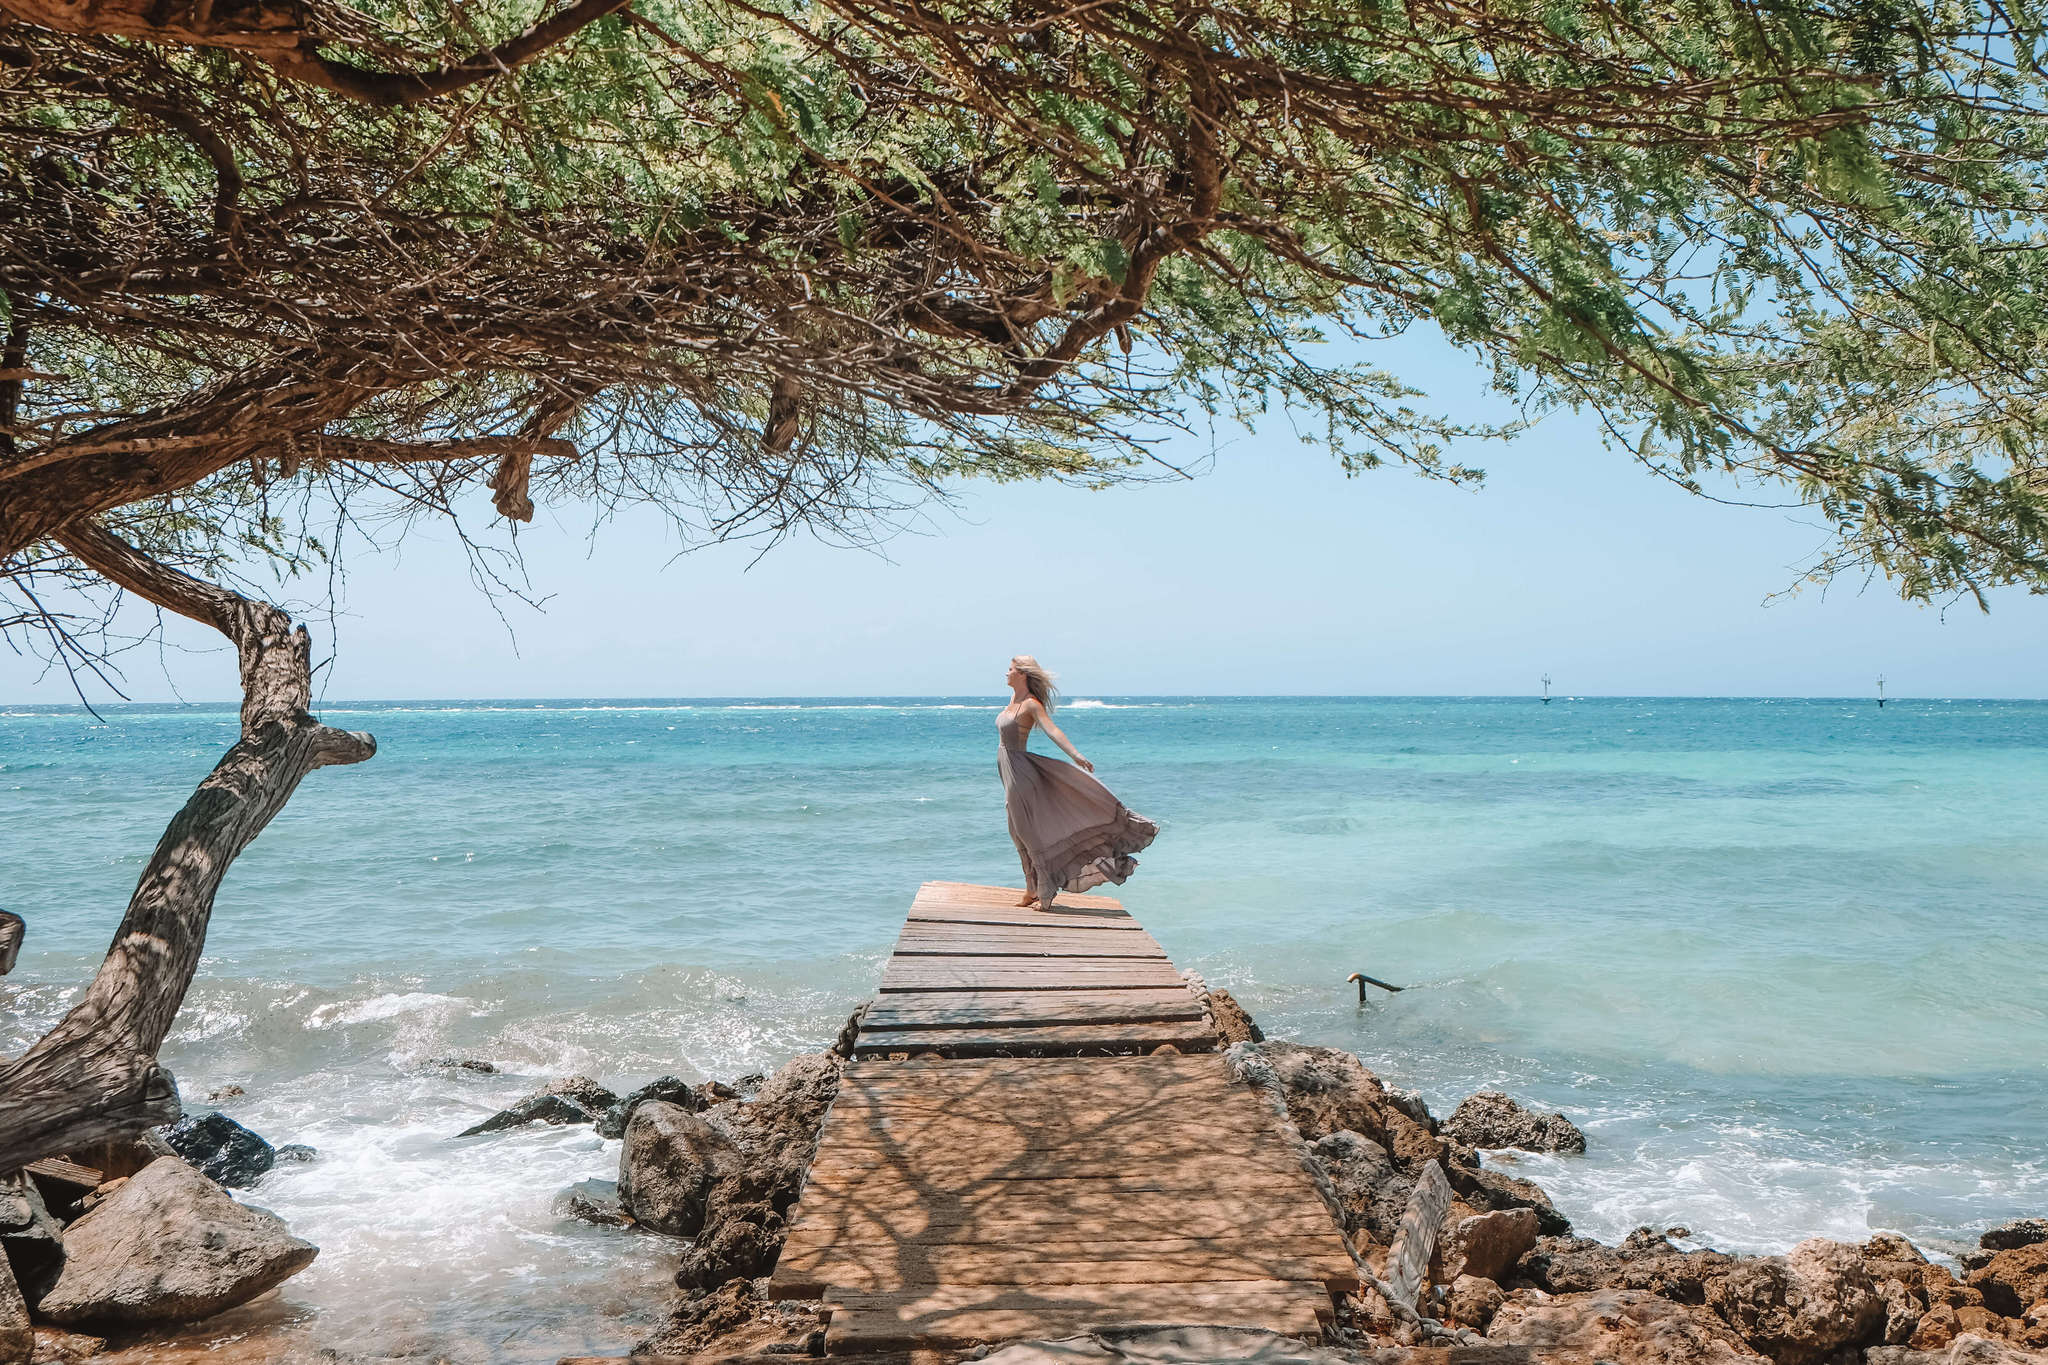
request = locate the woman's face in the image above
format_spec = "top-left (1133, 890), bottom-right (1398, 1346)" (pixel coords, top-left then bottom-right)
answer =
top-left (1006, 660), bottom-right (1024, 688)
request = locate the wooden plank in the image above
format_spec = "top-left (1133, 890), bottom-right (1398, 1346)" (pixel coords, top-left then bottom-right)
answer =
top-left (1384, 1159), bottom-right (1452, 1310)
top-left (914, 881), bottom-right (1125, 914)
top-left (893, 932), bottom-right (1168, 959)
top-left (880, 960), bottom-right (1186, 990)
top-left (852, 1022), bottom-right (1215, 1057)
top-left (26, 1158), bottom-right (102, 1191)
top-left (780, 1251), bottom-right (1350, 1297)
top-left (897, 919), bottom-right (1155, 942)
top-left (822, 1281), bottom-right (1332, 1351)
top-left (861, 988), bottom-right (1203, 1030)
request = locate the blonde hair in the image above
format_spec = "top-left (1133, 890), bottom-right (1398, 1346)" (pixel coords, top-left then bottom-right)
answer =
top-left (1012, 655), bottom-right (1060, 712)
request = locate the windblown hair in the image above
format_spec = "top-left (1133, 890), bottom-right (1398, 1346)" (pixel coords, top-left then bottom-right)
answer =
top-left (1012, 656), bottom-right (1060, 712)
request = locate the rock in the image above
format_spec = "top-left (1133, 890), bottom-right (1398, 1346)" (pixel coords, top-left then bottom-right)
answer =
top-left (1514, 1232), bottom-right (1738, 1304)
top-left (72, 1181), bottom-right (124, 1220)
top-left (1447, 1154), bottom-right (1571, 1236)
top-left (1984, 1221), bottom-right (2048, 1253)
top-left (1874, 1338), bottom-right (2048, 1365)
top-left (1883, 1277), bottom-right (1929, 1346)
top-left (1445, 1273), bottom-right (1505, 1331)
top-left (1206, 989), bottom-right (1264, 1046)
top-left (542, 1075), bottom-right (619, 1111)
top-left (1488, 1286), bottom-right (1765, 1363)
top-left (36, 1157), bottom-right (317, 1327)
top-left (1969, 1243), bottom-right (2048, 1319)
top-left (425, 1057), bottom-right (497, 1074)
top-left (28, 1327), bottom-right (104, 1364)
top-left (161, 1112), bottom-right (276, 1188)
top-left (1311, 1131), bottom-right (1413, 1245)
top-left (1445, 1208), bottom-right (1540, 1283)
top-left (1384, 1087), bottom-right (1435, 1129)
top-left (1, 1249), bottom-right (30, 1365)
top-left (1704, 1237), bottom-right (1884, 1365)
top-left (624, 1052), bottom-right (841, 1291)
top-left (1244, 1042), bottom-right (1390, 1145)
top-left (273, 1145), bottom-right (316, 1163)
top-left (554, 1179), bottom-right (630, 1227)
top-left (205, 1085), bottom-right (245, 1103)
top-left (674, 1205), bottom-right (785, 1289)
top-left (0, 1173), bottom-right (64, 1303)
top-left (1444, 1090), bottom-right (1587, 1155)
top-left (636, 1276), bottom-right (821, 1358)
top-left (597, 1076), bottom-right (701, 1140)
top-left (618, 1102), bottom-right (736, 1236)
top-left (456, 1092), bottom-right (592, 1138)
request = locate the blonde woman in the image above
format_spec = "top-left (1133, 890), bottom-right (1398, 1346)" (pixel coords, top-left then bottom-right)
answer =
top-left (998, 656), bottom-right (1158, 908)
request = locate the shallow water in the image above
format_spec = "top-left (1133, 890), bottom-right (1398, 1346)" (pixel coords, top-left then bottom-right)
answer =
top-left (2, 697), bottom-right (2044, 1358)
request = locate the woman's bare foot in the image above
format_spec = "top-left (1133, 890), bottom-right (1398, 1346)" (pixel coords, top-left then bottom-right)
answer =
top-left (1016, 891), bottom-right (1038, 907)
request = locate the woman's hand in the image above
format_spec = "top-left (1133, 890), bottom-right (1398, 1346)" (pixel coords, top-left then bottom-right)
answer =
top-left (1076, 755), bottom-right (1095, 772)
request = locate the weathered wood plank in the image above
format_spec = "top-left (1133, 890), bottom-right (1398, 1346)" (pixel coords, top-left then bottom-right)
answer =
top-left (781, 1251), bottom-right (1349, 1297)
top-left (25, 1157), bottom-right (102, 1191)
top-left (822, 1281), bottom-right (1331, 1351)
top-left (852, 1022), bottom-right (1215, 1057)
top-left (879, 960), bottom-right (1187, 992)
top-left (861, 988), bottom-right (1203, 1030)
top-left (1384, 1159), bottom-right (1453, 1311)
top-left (913, 881), bottom-right (1125, 914)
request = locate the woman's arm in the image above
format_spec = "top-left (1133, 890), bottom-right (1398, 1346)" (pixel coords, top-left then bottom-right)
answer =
top-left (1025, 699), bottom-right (1094, 771)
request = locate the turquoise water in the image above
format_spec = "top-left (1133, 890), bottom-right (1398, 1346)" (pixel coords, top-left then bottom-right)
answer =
top-left (2, 697), bottom-right (2044, 1359)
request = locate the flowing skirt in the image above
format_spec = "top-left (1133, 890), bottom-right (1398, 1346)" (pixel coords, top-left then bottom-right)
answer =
top-left (998, 746), bottom-right (1159, 905)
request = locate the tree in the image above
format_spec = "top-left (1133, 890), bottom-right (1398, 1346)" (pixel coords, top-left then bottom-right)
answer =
top-left (4, 0), bottom-right (2048, 1166)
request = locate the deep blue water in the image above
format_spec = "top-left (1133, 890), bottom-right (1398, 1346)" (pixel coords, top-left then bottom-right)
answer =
top-left (2, 696), bottom-right (2043, 1360)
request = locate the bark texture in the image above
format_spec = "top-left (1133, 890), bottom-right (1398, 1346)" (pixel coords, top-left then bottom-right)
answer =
top-left (0, 521), bottom-right (373, 1173)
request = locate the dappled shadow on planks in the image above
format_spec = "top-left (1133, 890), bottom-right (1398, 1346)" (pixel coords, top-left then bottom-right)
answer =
top-left (772, 1054), bottom-right (1355, 1351)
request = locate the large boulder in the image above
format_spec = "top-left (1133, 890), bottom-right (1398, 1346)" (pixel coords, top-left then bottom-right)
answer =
top-left (36, 1158), bottom-right (316, 1327)
top-left (1444, 1090), bottom-right (1587, 1155)
top-left (1310, 1131), bottom-right (1412, 1245)
top-left (1488, 1286), bottom-right (1765, 1364)
top-left (618, 1102), bottom-right (737, 1236)
top-left (0, 1174), bottom-right (63, 1303)
top-left (1444, 1207), bottom-right (1540, 1284)
top-left (0, 1251), bottom-right (29, 1365)
top-left (161, 1112), bottom-right (275, 1188)
top-left (1969, 1243), bottom-right (2048, 1319)
top-left (1704, 1237), bottom-right (1885, 1365)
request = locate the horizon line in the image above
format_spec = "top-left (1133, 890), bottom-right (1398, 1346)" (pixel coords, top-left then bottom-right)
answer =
top-left (6, 691), bottom-right (2041, 707)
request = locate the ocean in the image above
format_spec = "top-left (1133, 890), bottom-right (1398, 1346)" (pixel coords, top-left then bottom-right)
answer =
top-left (2, 697), bottom-right (2043, 1359)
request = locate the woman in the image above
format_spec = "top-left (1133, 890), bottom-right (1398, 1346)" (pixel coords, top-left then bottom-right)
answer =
top-left (998, 656), bottom-right (1158, 908)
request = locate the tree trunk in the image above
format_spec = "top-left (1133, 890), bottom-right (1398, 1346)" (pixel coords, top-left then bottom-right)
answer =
top-left (0, 522), bottom-right (374, 1173)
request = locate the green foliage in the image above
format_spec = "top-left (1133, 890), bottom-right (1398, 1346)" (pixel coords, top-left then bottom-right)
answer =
top-left (7, 0), bottom-right (2048, 605)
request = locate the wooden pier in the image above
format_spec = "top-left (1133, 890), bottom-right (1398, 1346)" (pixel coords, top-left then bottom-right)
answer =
top-left (768, 881), bottom-right (1359, 1353)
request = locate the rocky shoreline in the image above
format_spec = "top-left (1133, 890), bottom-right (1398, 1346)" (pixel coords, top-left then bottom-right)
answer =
top-left (3, 986), bottom-right (2042, 1365)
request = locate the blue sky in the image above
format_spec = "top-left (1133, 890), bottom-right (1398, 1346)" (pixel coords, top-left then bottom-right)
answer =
top-left (6, 334), bottom-right (2045, 702)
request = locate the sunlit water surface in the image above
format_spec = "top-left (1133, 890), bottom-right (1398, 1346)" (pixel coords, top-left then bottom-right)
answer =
top-left (3, 697), bottom-right (2043, 1359)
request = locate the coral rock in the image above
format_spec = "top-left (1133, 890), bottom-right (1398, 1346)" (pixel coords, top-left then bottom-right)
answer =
top-left (1444, 1090), bottom-right (1588, 1155)
top-left (1704, 1237), bottom-right (1885, 1365)
top-left (1489, 1286), bottom-right (1765, 1364)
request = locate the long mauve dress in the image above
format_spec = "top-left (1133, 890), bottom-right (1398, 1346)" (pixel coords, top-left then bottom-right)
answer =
top-left (998, 707), bottom-right (1158, 905)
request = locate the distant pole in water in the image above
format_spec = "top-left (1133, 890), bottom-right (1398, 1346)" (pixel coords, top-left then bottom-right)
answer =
top-left (1348, 970), bottom-right (1406, 1003)
top-left (1877, 674), bottom-right (1887, 709)
top-left (1540, 673), bottom-right (1552, 705)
